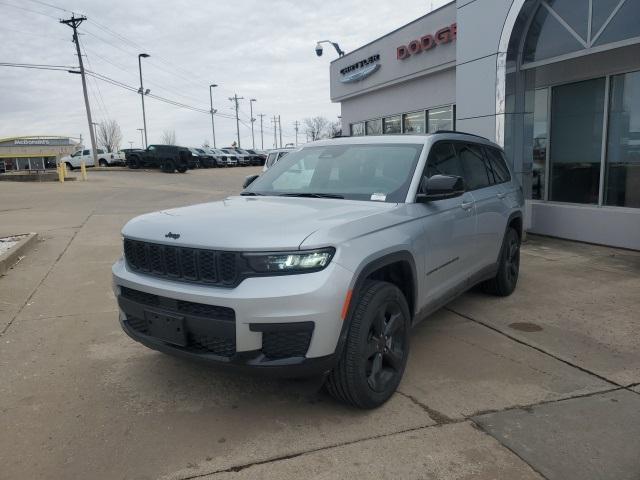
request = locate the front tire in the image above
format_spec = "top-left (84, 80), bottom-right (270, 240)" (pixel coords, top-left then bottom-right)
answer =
top-left (483, 227), bottom-right (520, 296)
top-left (325, 281), bottom-right (410, 409)
top-left (99, 159), bottom-right (108, 167)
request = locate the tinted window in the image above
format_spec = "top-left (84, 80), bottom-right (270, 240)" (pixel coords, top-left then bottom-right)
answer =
top-left (82, 150), bottom-right (90, 155)
top-left (484, 147), bottom-right (511, 183)
top-left (426, 142), bottom-right (464, 179)
top-left (98, 149), bottom-right (105, 154)
top-left (265, 153), bottom-right (278, 167)
top-left (458, 143), bottom-right (491, 190)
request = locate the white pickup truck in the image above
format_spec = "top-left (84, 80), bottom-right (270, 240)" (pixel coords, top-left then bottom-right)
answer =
top-left (60, 148), bottom-right (125, 170)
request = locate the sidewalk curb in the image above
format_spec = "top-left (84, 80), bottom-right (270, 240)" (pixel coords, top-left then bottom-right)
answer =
top-left (0, 232), bottom-right (38, 276)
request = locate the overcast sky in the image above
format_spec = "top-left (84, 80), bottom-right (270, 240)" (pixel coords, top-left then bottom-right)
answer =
top-left (1, 0), bottom-right (449, 149)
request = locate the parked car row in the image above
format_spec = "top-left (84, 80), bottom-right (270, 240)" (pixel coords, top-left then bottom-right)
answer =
top-left (59, 145), bottom-right (272, 174)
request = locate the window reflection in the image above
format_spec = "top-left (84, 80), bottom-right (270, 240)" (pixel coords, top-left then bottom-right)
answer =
top-left (383, 116), bottom-right (401, 134)
top-left (605, 70), bottom-right (640, 208)
top-left (402, 111), bottom-right (425, 134)
top-left (428, 106), bottom-right (454, 133)
top-left (549, 78), bottom-right (605, 204)
top-left (532, 89), bottom-right (548, 200)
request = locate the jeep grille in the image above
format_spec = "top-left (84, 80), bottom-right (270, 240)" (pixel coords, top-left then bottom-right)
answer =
top-left (124, 238), bottom-right (239, 287)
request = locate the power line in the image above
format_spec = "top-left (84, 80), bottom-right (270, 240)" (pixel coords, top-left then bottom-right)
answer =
top-left (24, 0), bottom-right (69, 12)
top-left (0, 61), bottom-right (76, 71)
top-left (0, 1), bottom-right (58, 19)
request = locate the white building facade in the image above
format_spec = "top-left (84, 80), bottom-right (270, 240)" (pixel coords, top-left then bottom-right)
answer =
top-left (330, 0), bottom-right (640, 250)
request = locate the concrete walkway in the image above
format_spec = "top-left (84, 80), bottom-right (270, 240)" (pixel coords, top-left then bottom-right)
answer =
top-left (1, 169), bottom-right (638, 479)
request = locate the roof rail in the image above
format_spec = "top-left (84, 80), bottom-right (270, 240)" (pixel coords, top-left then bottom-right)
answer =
top-left (433, 130), bottom-right (489, 140)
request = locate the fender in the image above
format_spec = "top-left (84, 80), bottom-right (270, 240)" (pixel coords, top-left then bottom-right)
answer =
top-left (333, 250), bottom-right (417, 360)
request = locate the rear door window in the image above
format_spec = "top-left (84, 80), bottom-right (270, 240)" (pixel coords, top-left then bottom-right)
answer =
top-left (457, 143), bottom-right (492, 190)
top-left (484, 147), bottom-right (511, 183)
top-left (266, 153), bottom-right (278, 167)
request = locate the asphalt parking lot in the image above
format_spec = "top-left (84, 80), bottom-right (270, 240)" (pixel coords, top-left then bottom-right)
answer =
top-left (1, 167), bottom-right (639, 480)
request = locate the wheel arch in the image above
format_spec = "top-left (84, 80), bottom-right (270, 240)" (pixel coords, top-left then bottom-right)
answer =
top-left (334, 250), bottom-right (417, 359)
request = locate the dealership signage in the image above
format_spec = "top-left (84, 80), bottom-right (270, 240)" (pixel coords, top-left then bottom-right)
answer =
top-left (339, 54), bottom-right (381, 83)
top-left (397, 23), bottom-right (457, 60)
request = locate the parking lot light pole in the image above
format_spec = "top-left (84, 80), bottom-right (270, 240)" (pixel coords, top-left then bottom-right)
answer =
top-left (138, 53), bottom-right (150, 148)
top-left (137, 128), bottom-right (144, 148)
top-left (209, 84), bottom-right (218, 148)
top-left (249, 98), bottom-right (257, 149)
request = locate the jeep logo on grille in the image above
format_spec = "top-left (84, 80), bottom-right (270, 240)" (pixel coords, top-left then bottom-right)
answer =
top-left (165, 232), bottom-right (180, 239)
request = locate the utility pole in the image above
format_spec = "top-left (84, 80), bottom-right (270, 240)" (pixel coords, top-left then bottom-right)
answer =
top-left (228, 94), bottom-right (244, 147)
top-left (249, 98), bottom-right (257, 149)
top-left (258, 114), bottom-right (265, 150)
top-left (91, 122), bottom-right (100, 149)
top-left (60, 15), bottom-right (98, 169)
top-left (278, 115), bottom-right (283, 149)
top-left (271, 116), bottom-right (278, 149)
top-left (209, 84), bottom-right (218, 148)
top-left (293, 121), bottom-right (300, 146)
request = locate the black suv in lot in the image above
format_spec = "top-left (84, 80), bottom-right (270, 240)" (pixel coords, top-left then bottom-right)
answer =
top-left (125, 145), bottom-right (191, 173)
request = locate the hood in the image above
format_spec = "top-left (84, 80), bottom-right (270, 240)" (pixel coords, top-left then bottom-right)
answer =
top-left (122, 196), bottom-right (398, 251)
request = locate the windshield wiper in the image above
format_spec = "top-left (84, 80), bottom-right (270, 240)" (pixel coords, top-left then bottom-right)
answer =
top-left (278, 193), bottom-right (344, 199)
top-left (240, 191), bottom-right (265, 196)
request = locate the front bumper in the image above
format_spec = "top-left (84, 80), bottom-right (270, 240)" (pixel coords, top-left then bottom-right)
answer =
top-left (112, 257), bottom-right (353, 376)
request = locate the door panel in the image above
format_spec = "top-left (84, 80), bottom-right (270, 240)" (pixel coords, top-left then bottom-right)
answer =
top-left (457, 143), bottom-right (505, 270)
top-left (418, 142), bottom-right (477, 307)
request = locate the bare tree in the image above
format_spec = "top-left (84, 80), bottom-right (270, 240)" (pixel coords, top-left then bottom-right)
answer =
top-left (303, 116), bottom-right (330, 141)
top-left (96, 119), bottom-right (123, 152)
top-left (160, 129), bottom-right (177, 145)
top-left (329, 121), bottom-right (342, 138)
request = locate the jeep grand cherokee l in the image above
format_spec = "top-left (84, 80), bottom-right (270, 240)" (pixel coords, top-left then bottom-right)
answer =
top-left (112, 132), bottom-right (524, 408)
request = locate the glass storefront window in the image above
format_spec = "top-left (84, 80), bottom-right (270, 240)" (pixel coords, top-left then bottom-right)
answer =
top-left (365, 119), bottom-right (382, 136)
top-left (350, 122), bottom-right (365, 137)
top-left (532, 89), bottom-right (548, 200)
top-left (428, 106), bottom-right (454, 133)
top-left (549, 77), bottom-right (606, 204)
top-left (402, 111), bottom-right (425, 134)
top-left (605, 70), bottom-right (640, 208)
top-left (383, 116), bottom-right (401, 134)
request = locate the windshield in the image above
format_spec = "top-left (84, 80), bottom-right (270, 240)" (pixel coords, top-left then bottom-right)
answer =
top-left (245, 143), bottom-right (423, 203)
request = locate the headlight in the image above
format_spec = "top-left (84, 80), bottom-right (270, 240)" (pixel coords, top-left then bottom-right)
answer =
top-left (244, 248), bottom-right (335, 273)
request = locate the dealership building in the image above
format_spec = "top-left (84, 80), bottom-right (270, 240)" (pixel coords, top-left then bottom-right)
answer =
top-left (0, 136), bottom-right (79, 172)
top-left (330, 0), bottom-right (640, 250)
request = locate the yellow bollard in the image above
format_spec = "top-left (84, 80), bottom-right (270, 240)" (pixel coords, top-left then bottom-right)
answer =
top-left (80, 161), bottom-right (87, 181)
top-left (57, 162), bottom-right (65, 183)
top-left (62, 161), bottom-right (67, 179)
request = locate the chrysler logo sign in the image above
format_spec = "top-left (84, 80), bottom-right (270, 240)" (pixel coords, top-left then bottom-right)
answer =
top-left (397, 23), bottom-right (457, 60)
top-left (340, 54), bottom-right (380, 83)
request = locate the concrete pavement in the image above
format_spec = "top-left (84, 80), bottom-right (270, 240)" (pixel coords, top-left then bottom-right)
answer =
top-left (1, 168), bottom-right (638, 479)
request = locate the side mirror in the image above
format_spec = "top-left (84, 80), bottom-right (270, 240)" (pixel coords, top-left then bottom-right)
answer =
top-left (243, 174), bottom-right (259, 189)
top-left (416, 175), bottom-right (465, 202)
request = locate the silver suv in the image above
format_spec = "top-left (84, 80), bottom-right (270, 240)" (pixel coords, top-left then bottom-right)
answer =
top-left (112, 133), bottom-right (524, 408)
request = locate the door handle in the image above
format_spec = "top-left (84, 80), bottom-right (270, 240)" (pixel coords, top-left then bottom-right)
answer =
top-left (496, 193), bottom-right (506, 199)
top-left (460, 201), bottom-right (474, 211)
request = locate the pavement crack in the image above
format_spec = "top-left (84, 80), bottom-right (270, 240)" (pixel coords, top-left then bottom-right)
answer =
top-left (469, 418), bottom-right (552, 480)
top-left (396, 391), bottom-right (456, 424)
top-left (0, 211), bottom-right (93, 337)
top-left (176, 423), bottom-right (440, 479)
top-left (445, 307), bottom-right (622, 388)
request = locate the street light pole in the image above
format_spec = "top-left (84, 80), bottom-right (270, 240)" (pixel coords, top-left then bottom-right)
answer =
top-left (91, 122), bottom-right (100, 149)
top-left (229, 94), bottom-right (244, 148)
top-left (137, 128), bottom-right (144, 148)
top-left (249, 98), bottom-right (257, 149)
top-left (138, 53), bottom-right (150, 148)
top-left (209, 84), bottom-right (218, 148)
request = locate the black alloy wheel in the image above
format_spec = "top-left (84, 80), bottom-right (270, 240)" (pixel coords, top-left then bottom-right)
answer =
top-left (483, 227), bottom-right (520, 296)
top-left (326, 281), bottom-right (410, 409)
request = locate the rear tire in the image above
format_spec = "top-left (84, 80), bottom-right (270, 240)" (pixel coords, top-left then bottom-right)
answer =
top-left (99, 159), bottom-right (108, 167)
top-left (483, 227), bottom-right (520, 296)
top-left (162, 159), bottom-right (176, 173)
top-left (128, 157), bottom-right (140, 169)
top-left (325, 281), bottom-right (410, 409)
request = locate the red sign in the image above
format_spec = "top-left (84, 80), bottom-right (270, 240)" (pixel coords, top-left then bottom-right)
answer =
top-left (397, 23), bottom-right (457, 60)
